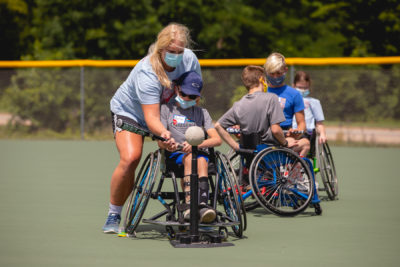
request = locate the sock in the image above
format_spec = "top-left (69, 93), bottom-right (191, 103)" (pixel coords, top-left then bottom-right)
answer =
top-left (108, 203), bottom-right (123, 215)
top-left (198, 176), bottom-right (209, 205)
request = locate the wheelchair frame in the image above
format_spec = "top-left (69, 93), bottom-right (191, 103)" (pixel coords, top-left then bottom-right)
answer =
top-left (122, 148), bottom-right (246, 239)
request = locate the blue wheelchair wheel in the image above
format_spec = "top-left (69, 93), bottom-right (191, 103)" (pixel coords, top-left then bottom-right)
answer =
top-left (249, 147), bottom-right (314, 216)
top-left (122, 150), bottom-right (160, 235)
top-left (216, 151), bottom-right (245, 237)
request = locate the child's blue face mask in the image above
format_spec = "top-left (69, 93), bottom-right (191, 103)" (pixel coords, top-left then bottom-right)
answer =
top-left (164, 52), bottom-right (183, 68)
top-left (296, 88), bottom-right (310, 97)
top-left (175, 95), bottom-right (196, 109)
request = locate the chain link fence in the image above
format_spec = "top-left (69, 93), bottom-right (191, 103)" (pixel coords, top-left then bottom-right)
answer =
top-left (0, 63), bottom-right (399, 139)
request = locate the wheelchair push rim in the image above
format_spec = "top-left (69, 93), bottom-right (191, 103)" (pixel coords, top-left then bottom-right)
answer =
top-left (122, 150), bottom-right (160, 235)
top-left (215, 151), bottom-right (245, 237)
top-left (249, 147), bottom-right (314, 216)
top-left (315, 139), bottom-right (338, 200)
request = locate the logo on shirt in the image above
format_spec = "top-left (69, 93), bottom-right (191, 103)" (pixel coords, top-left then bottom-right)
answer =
top-left (278, 97), bottom-right (286, 109)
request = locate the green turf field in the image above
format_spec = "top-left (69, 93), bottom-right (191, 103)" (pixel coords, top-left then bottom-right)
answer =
top-left (0, 140), bottom-right (399, 267)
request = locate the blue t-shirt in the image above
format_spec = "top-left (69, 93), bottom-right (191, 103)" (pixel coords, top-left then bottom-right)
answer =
top-left (110, 48), bottom-right (201, 128)
top-left (268, 85), bottom-right (304, 128)
top-left (292, 97), bottom-right (325, 133)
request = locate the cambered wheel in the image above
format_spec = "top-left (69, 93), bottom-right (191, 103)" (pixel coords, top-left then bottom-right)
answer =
top-left (227, 150), bottom-right (260, 212)
top-left (122, 151), bottom-right (160, 235)
top-left (216, 151), bottom-right (244, 237)
top-left (249, 147), bottom-right (314, 216)
top-left (316, 139), bottom-right (338, 200)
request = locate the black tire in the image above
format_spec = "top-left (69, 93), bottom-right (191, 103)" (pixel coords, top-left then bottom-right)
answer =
top-left (216, 151), bottom-right (244, 237)
top-left (249, 147), bottom-right (314, 216)
top-left (122, 151), bottom-right (160, 235)
top-left (316, 140), bottom-right (338, 200)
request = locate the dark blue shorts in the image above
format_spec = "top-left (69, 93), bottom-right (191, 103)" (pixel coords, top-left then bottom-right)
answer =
top-left (168, 152), bottom-right (209, 165)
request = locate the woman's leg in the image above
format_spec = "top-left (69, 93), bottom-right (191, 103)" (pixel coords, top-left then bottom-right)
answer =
top-left (103, 130), bottom-right (143, 233)
top-left (111, 130), bottom-right (144, 206)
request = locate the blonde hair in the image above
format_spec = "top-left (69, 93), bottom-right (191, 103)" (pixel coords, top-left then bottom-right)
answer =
top-left (264, 52), bottom-right (286, 74)
top-left (241, 65), bottom-right (265, 90)
top-left (149, 23), bottom-right (192, 89)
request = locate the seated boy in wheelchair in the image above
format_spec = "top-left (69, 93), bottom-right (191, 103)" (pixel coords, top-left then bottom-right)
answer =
top-left (215, 65), bottom-right (291, 150)
top-left (215, 65), bottom-right (292, 183)
top-left (157, 71), bottom-right (222, 223)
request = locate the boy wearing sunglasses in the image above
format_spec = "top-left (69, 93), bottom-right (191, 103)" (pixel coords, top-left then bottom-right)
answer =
top-left (158, 71), bottom-right (222, 223)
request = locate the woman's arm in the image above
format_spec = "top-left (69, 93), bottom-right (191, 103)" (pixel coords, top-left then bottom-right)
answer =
top-left (142, 103), bottom-right (177, 151)
top-left (142, 103), bottom-right (170, 138)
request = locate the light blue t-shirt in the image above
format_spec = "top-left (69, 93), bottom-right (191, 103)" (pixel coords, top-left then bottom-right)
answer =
top-left (268, 85), bottom-right (304, 129)
top-left (110, 48), bottom-right (201, 128)
top-left (292, 97), bottom-right (325, 133)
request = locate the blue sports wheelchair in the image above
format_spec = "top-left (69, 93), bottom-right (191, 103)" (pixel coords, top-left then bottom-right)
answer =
top-left (226, 129), bottom-right (322, 216)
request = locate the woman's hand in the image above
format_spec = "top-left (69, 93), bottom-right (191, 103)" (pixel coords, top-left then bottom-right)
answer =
top-left (161, 130), bottom-right (177, 151)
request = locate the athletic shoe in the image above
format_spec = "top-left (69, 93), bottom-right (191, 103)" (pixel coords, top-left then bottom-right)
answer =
top-left (199, 208), bottom-right (216, 223)
top-left (102, 213), bottom-right (121, 234)
top-left (183, 209), bottom-right (190, 221)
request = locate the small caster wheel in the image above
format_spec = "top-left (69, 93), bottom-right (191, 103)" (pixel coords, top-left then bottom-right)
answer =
top-left (166, 226), bottom-right (175, 239)
top-left (218, 227), bottom-right (228, 241)
top-left (315, 203), bottom-right (322, 215)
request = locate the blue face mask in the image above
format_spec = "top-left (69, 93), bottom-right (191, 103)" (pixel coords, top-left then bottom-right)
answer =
top-left (267, 74), bottom-right (286, 86)
top-left (164, 52), bottom-right (184, 68)
top-left (175, 95), bottom-right (196, 109)
top-left (296, 88), bottom-right (310, 97)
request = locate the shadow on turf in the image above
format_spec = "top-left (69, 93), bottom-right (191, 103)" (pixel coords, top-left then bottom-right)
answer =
top-left (247, 207), bottom-right (323, 218)
top-left (129, 224), bottom-right (247, 242)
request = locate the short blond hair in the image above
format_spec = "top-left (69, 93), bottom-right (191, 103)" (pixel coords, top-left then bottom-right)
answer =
top-left (241, 65), bottom-right (265, 90)
top-left (264, 52), bottom-right (286, 74)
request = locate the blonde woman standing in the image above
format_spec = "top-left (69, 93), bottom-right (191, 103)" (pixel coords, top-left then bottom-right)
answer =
top-left (103, 23), bottom-right (201, 233)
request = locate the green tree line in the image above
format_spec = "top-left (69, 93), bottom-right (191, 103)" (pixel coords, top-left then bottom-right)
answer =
top-left (1, 0), bottom-right (400, 135)
top-left (2, 0), bottom-right (399, 60)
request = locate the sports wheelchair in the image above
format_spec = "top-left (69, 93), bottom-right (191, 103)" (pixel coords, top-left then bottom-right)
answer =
top-left (308, 131), bottom-right (338, 200)
top-left (121, 148), bottom-right (247, 240)
top-left (226, 130), bottom-right (322, 216)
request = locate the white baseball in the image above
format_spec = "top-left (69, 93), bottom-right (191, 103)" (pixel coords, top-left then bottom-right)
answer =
top-left (185, 126), bottom-right (205, 146)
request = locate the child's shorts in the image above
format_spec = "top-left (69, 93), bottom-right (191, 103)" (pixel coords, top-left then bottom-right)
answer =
top-left (168, 151), bottom-right (209, 165)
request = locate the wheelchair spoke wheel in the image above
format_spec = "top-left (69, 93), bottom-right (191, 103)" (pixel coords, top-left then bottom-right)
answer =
top-left (249, 147), bottom-right (314, 216)
top-left (316, 141), bottom-right (338, 200)
top-left (216, 152), bottom-right (245, 237)
top-left (123, 151), bottom-right (160, 235)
